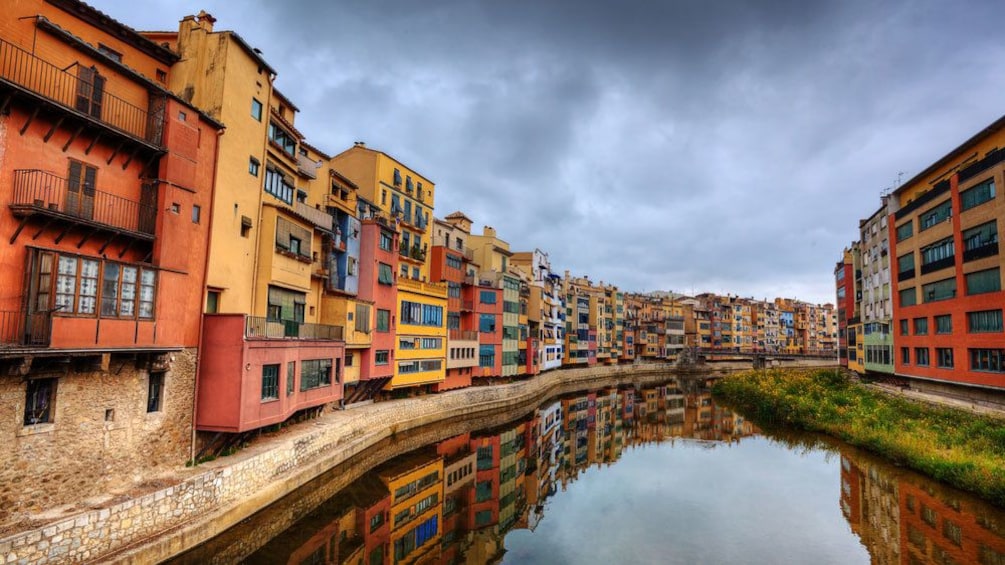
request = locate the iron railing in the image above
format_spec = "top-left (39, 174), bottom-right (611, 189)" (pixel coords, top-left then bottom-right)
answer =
top-left (12, 169), bottom-right (156, 235)
top-left (0, 37), bottom-right (161, 145)
top-left (964, 241), bottom-right (999, 262)
top-left (0, 310), bottom-right (51, 348)
top-left (920, 256), bottom-right (956, 275)
top-left (245, 316), bottom-right (343, 340)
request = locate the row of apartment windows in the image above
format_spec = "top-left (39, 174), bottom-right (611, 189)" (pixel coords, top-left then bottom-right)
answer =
top-left (899, 268), bottom-right (1001, 306)
top-left (39, 251), bottom-right (157, 320)
top-left (864, 345), bottom-right (892, 365)
top-left (896, 178), bottom-right (996, 243)
top-left (398, 359), bottom-right (443, 374)
top-left (400, 301), bottom-right (443, 327)
top-left (900, 347), bottom-right (1005, 372)
top-left (399, 337), bottom-right (442, 350)
top-left (449, 347), bottom-right (475, 360)
top-left (261, 358), bottom-right (338, 401)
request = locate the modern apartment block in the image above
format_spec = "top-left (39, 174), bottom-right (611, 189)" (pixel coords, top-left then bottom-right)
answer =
top-left (889, 116), bottom-right (1005, 399)
top-left (859, 199), bottom-right (894, 374)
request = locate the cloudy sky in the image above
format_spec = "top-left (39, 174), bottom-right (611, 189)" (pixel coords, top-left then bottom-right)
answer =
top-left (91, 0), bottom-right (1005, 304)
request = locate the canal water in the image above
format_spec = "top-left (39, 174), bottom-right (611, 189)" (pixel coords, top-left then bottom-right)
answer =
top-left (167, 378), bottom-right (1005, 564)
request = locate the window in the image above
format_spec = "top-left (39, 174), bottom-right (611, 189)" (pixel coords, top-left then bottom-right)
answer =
top-left (192, 205), bottom-right (201, 224)
top-left (300, 359), bottom-right (334, 390)
top-left (393, 168), bottom-right (402, 186)
top-left (275, 217), bottom-right (311, 259)
top-left (206, 290), bottom-right (220, 314)
top-left (937, 348), bottom-right (954, 369)
top-left (355, 303), bottom-right (371, 333)
top-left (378, 263), bottom-right (394, 285)
top-left (899, 319), bottom-right (909, 336)
top-left (267, 286), bottom-right (306, 323)
top-left (66, 160), bottom-right (97, 221)
top-left (447, 282), bottom-right (461, 298)
top-left (919, 200), bottom-right (952, 231)
top-left (901, 347), bottom-right (910, 365)
top-left (968, 310), bottom-right (1003, 333)
top-left (965, 268), bottom-right (1001, 296)
top-left (899, 287), bottom-right (917, 307)
top-left (971, 349), bottom-right (1005, 372)
top-left (913, 317), bottom-right (928, 335)
top-left (147, 372), bottom-right (164, 412)
top-left (960, 178), bottom-right (995, 211)
top-left (479, 314), bottom-right (496, 333)
top-left (74, 66), bottom-right (105, 118)
top-left (376, 309), bottom-right (390, 332)
top-left (249, 157), bottom-right (260, 176)
top-left (922, 278), bottom-right (956, 302)
top-left (896, 222), bottom-right (913, 242)
top-left (24, 378), bottom-right (56, 425)
top-left (264, 166), bottom-right (294, 204)
top-left (920, 237), bottom-right (954, 269)
top-left (400, 301), bottom-right (443, 327)
top-left (375, 350), bottom-right (390, 365)
top-left (138, 269), bottom-right (156, 318)
top-left (268, 122), bottom-right (297, 156)
top-left (935, 314), bottom-right (952, 334)
top-left (251, 98), bottom-right (263, 121)
top-left (287, 362), bottom-right (295, 396)
top-left (480, 290), bottom-right (497, 304)
top-left (915, 347), bottom-right (930, 366)
top-left (379, 232), bottom-right (393, 251)
top-left (962, 220), bottom-right (998, 260)
top-left (261, 364), bottom-right (279, 400)
top-left (446, 255), bottom-right (462, 270)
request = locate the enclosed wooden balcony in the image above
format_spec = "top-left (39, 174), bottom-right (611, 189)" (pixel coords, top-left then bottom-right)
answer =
top-left (0, 37), bottom-right (164, 151)
top-left (9, 169), bottom-right (156, 244)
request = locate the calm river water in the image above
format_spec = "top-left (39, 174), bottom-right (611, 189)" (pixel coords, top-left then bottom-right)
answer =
top-left (167, 378), bottom-right (1005, 565)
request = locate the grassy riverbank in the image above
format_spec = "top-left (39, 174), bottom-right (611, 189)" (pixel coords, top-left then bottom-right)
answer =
top-left (713, 369), bottom-right (1005, 506)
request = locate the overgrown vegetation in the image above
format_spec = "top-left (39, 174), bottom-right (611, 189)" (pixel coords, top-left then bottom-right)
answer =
top-left (713, 368), bottom-right (1005, 506)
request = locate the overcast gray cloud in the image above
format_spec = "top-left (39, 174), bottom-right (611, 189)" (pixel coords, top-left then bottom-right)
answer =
top-left (92, 0), bottom-right (1005, 303)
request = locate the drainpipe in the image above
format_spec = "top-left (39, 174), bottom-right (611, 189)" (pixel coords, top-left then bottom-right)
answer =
top-left (191, 125), bottom-right (225, 464)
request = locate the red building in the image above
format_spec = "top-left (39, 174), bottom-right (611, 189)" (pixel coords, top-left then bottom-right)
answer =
top-left (355, 205), bottom-right (398, 394)
top-left (889, 118), bottom-right (1005, 399)
top-left (835, 252), bottom-right (855, 368)
top-left (0, 0), bottom-right (219, 512)
top-left (431, 214), bottom-right (479, 391)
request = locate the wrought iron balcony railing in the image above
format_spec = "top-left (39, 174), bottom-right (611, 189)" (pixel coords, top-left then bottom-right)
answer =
top-left (0, 38), bottom-right (162, 146)
top-left (245, 316), bottom-right (343, 341)
top-left (0, 310), bottom-right (51, 348)
top-left (11, 169), bottom-right (156, 237)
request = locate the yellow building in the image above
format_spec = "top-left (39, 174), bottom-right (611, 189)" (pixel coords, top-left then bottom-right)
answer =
top-left (378, 448), bottom-right (444, 564)
top-left (331, 144), bottom-right (447, 391)
top-left (470, 226), bottom-right (520, 377)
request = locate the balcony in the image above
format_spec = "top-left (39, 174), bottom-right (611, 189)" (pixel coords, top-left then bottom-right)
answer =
top-left (10, 169), bottom-right (155, 241)
top-left (0, 37), bottom-right (163, 148)
top-left (293, 201), bottom-right (334, 231)
top-left (920, 256), bottom-right (955, 276)
top-left (460, 300), bottom-right (474, 311)
top-left (245, 316), bottom-right (343, 340)
top-left (895, 179), bottom-right (950, 220)
top-left (296, 153), bottom-right (319, 179)
top-left (897, 268), bottom-right (916, 282)
top-left (964, 241), bottom-right (999, 262)
top-left (0, 310), bottom-right (51, 349)
top-left (449, 330), bottom-right (478, 341)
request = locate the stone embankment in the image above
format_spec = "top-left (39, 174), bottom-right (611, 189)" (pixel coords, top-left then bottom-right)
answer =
top-left (1, 359), bottom-right (834, 564)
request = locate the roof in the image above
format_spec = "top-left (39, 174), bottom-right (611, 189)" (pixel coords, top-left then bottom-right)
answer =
top-left (271, 87), bottom-right (301, 114)
top-left (47, 0), bottom-right (179, 65)
top-left (893, 112), bottom-right (1005, 197)
top-left (332, 144), bottom-right (435, 184)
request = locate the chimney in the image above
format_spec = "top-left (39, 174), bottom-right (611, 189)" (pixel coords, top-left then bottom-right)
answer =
top-left (195, 11), bottom-right (216, 32)
top-left (483, 226), bottom-right (496, 238)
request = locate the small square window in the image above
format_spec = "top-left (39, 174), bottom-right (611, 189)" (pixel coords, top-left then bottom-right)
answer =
top-left (192, 204), bottom-right (201, 224)
top-left (289, 236), bottom-right (302, 256)
top-left (156, 69), bottom-right (167, 83)
top-left (251, 98), bottom-right (263, 121)
top-left (249, 157), bottom-right (260, 176)
top-left (170, 203), bottom-right (180, 214)
top-left (178, 111), bottom-right (187, 122)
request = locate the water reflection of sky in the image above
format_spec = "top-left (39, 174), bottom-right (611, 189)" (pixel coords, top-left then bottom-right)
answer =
top-left (503, 436), bottom-right (869, 565)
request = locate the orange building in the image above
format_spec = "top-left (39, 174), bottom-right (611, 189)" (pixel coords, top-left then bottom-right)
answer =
top-left (0, 0), bottom-right (219, 512)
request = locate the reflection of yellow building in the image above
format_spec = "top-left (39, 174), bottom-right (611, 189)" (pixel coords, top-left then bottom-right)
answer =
top-left (331, 145), bottom-right (447, 391)
top-left (379, 448), bottom-right (444, 565)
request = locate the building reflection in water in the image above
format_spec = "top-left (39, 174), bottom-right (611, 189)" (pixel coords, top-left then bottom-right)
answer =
top-left (224, 377), bottom-right (1005, 565)
top-left (840, 447), bottom-right (1005, 565)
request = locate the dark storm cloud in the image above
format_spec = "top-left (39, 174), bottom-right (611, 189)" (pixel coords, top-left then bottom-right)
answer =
top-left (98, 0), bottom-right (1005, 303)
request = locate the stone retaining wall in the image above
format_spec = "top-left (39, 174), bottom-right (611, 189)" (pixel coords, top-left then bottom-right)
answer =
top-left (0, 361), bottom-right (830, 564)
